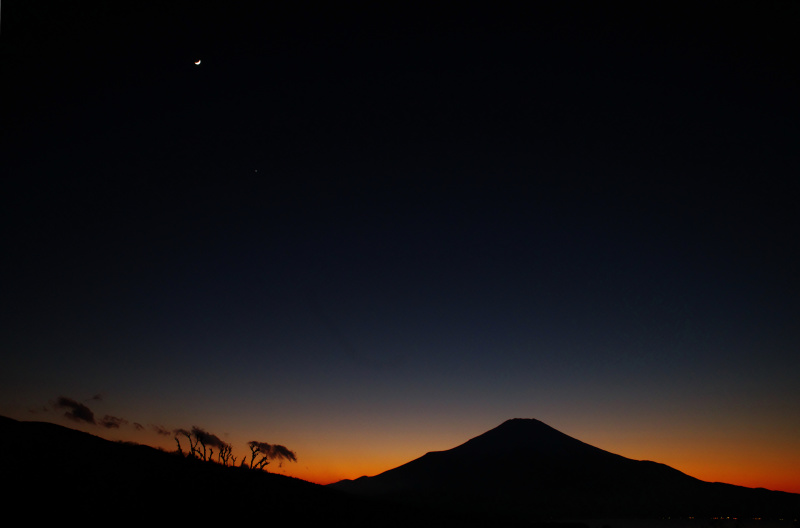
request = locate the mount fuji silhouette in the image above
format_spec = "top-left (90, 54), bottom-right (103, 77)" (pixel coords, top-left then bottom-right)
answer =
top-left (330, 418), bottom-right (800, 521)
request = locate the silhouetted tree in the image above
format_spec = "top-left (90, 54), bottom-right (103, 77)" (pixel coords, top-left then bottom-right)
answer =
top-left (174, 428), bottom-right (199, 458)
top-left (247, 441), bottom-right (297, 470)
top-left (218, 442), bottom-right (235, 466)
top-left (174, 427), bottom-right (294, 469)
top-left (174, 426), bottom-right (234, 465)
top-left (192, 426), bottom-right (212, 460)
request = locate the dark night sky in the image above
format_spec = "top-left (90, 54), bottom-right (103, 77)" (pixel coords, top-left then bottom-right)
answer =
top-left (2, 2), bottom-right (799, 489)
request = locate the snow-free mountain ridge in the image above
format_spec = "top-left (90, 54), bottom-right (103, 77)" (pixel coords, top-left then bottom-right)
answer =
top-left (330, 418), bottom-right (800, 520)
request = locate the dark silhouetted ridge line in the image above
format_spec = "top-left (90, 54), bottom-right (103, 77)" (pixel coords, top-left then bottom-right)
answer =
top-left (330, 418), bottom-right (800, 522)
top-left (1, 415), bottom-right (577, 527)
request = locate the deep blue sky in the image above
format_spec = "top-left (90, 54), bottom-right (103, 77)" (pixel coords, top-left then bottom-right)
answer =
top-left (2, 2), bottom-right (799, 489)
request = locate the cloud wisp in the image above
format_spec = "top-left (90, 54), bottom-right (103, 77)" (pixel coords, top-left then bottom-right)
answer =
top-left (54, 397), bottom-right (96, 425)
top-left (151, 424), bottom-right (170, 435)
top-left (99, 415), bottom-right (128, 429)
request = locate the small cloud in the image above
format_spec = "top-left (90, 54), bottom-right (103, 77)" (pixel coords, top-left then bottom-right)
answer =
top-left (99, 415), bottom-right (128, 429)
top-left (54, 397), bottom-right (95, 425)
top-left (133, 423), bottom-right (145, 431)
top-left (89, 394), bottom-right (103, 402)
top-left (151, 424), bottom-right (171, 436)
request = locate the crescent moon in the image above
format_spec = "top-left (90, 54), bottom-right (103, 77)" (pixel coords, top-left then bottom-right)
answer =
top-left (194, 60), bottom-right (201, 65)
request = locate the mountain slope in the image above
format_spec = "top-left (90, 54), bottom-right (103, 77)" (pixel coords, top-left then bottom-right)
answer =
top-left (0, 415), bottom-right (344, 523)
top-left (330, 418), bottom-right (800, 520)
top-left (0, 415), bottom-right (568, 527)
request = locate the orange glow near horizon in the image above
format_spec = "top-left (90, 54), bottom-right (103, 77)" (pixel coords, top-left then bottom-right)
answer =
top-left (99, 418), bottom-right (436, 486)
top-left (20, 413), bottom-right (800, 494)
top-left (286, 453), bottom-right (800, 493)
top-left (578, 426), bottom-right (800, 496)
top-left (278, 428), bottom-right (800, 493)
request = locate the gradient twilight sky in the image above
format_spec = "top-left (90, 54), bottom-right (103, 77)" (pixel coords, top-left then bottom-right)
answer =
top-left (2, 3), bottom-right (799, 492)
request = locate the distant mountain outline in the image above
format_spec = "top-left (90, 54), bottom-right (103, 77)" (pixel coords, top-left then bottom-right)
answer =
top-left (329, 418), bottom-right (800, 521)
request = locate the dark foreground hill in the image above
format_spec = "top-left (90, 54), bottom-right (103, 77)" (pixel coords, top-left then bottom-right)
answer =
top-left (330, 418), bottom-right (800, 522)
top-left (0, 416), bottom-right (581, 527)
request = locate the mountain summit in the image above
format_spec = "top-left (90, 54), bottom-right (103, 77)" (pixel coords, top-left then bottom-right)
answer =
top-left (331, 418), bottom-right (800, 520)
